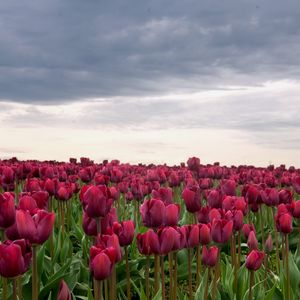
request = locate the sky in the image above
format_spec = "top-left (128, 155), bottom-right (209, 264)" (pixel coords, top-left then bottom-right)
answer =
top-left (0, 0), bottom-right (300, 167)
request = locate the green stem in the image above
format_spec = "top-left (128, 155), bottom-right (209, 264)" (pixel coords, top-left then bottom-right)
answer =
top-left (260, 206), bottom-right (265, 246)
top-left (125, 247), bottom-right (131, 300)
top-left (154, 254), bottom-right (160, 294)
top-left (13, 278), bottom-right (17, 300)
top-left (285, 234), bottom-right (290, 300)
top-left (173, 252), bottom-right (178, 300)
top-left (2, 277), bottom-right (8, 300)
top-left (32, 245), bottom-right (38, 300)
top-left (161, 256), bottom-right (166, 300)
top-left (188, 248), bottom-right (193, 300)
top-left (145, 256), bottom-right (150, 300)
top-left (168, 253), bottom-right (173, 300)
top-left (272, 208), bottom-right (280, 274)
top-left (204, 268), bottom-right (209, 300)
top-left (248, 270), bottom-right (254, 300)
top-left (196, 245), bottom-right (201, 285)
top-left (96, 217), bottom-right (102, 235)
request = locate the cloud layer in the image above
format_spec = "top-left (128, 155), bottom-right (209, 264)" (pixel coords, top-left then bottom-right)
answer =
top-left (1, 0), bottom-right (300, 103)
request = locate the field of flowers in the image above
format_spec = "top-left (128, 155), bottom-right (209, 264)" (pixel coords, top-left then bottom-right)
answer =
top-left (1, 156), bottom-right (300, 300)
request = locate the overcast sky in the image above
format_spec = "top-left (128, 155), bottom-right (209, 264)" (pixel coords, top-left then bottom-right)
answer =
top-left (0, 0), bottom-right (300, 166)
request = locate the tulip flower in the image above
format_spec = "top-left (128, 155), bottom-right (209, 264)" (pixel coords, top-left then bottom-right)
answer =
top-left (137, 230), bottom-right (160, 256)
top-left (19, 195), bottom-right (39, 215)
top-left (265, 234), bottom-right (273, 253)
top-left (16, 209), bottom-right (55, 245)
top-left (140, 199), bottom-right (165, 228)
top-left (83, 185), bottom-right (113, 219)
top-left (113, 220), bottom-right (135, 247)
top-left (57, 280), bottom-right (71, 300)
top-left (211, 219), bottom-right (233, 244)
top-left (90, 246), bottom-right (116, 281)
top-left (202, 245), bottom-right (219, 267)
top-left (276, 212), bottom-right (292, 234)
top-left (246, 250), bottom-right (265, 271)
top-left (247, 231), bottom-right (258, 250)
top-left (165, 203), bottom-right (180, 226)
top-left (152, 187), bottom-right (173, 205)
top-left (182, 186), bottom-right (201, 213)
top-left (0, 192), bottom-right (16, 229)
top-left (207, 190), bottom-right (222, 209)
top-left (246, 250), bottom-right (265, 300)
top-left (199, 223), bottom-right (211, 245)
top-left (0, 239), bottom-right (32, 278)
top-left (292, 176), bottom-right (300, 194)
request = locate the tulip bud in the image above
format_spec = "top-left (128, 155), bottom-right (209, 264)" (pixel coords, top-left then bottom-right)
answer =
top-left (245, 250), bottom-right (265, 271)
top-left (211, 219), bottom-right (233, 244)
top-left (113, 220), bottom-right (135, 247)
top-left (57, 280), bottom-right (71, 300)
top-left (137, 230), bottom-right (160, 256)
top-left (265, 234), bottom-right (273, 253)
top-left (247, 231), bottom-right (258, 250)
top-left (165, 204), bottom-right (180, 226)
top-left (140, 199), bottom-right (165, 228)
top-left (202, 246), bottom-right (219, 267)
top-left (0, 239), bottom-right (32, 278)
top-left (182, 187), bottom-right (201, 213)
top-left (199, 224), bottom-right (211, 245)
top-left (0, 192), bottom-right (16, 229)
top-left (276, 212), bottom-right (292, 234)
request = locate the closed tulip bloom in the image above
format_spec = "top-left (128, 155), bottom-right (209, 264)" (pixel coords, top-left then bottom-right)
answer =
top-left (82, 212), bottom-right (97, 236)
top-left (137, 230), bottom-right (160, 255)
top-left (211, 219), bottom-right (233, 244)
top-left (246, 250), bottom-right (265, 271)
top-left (84, 185), bottom-right (113, 218)
top-left (261, 188), bottom-right (279, 207)
top-left (19, 195), bottom-right (38, 215)
top-left (165, 204), bottom-right (180, 226)
top-left (113, 220), bottom-right (135, 246)
top-left (152, 187), bottom-right (173, 205)
top-left (292, 176), bottom-right (300, 194)
top-left (182, 187), bottom-right (201, 213)
top-left (32, 191), bottom-right (49, 209)
top-left (98, 233), bottom-right (122, 263)
top-left (57, 280), bottom-right (71, 300)
top-left (140, 199), bottom-right (165, 228)
top-left (0, 192), bottom-right (16, 229)
top-left (90, 246), bottom-right (116, 281)
top-left (16, 209), bottom-right (55, 245)
top-left (187, 157), bottom-right (200, 172)
top-left (0, 239), bottom-right (32, 278)
top-left (157, 226), bottom-right (180, 255)
top-left (196, 206), bottom-right (210, 224)
top-left (220, 179), bottom-right (236, 196)
top-left (182, 224), bottom-right (200, 248)
top-left (247, 231), bottom-right (258, 250)
top-left (207, 190), bottom-right (222, 209)
top-left (242, 224), bottom-right (256, 240)
top-left (202, 246), bottom-right (219, 267)
top-left (199, 224), bottom-right (211, 245)
top-left (265, 234), bottom-right (273, 253)
top-left (276, 212), bottom-right (292, 234)
top-left (292, 200), bottom-right (300, 218)
top-left (278, 189), bottom-right (293, 204)
top-left (209, 208), bottom-right (222, 222)
top-left (233, 210), bottom-right (244, 231)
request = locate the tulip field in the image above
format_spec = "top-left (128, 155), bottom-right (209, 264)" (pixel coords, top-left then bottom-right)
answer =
top-left (1, 157), bottom-right (300, 300)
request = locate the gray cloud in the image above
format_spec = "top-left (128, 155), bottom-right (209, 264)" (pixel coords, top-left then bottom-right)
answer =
top-left (1, 0), bottom-right (300, 103)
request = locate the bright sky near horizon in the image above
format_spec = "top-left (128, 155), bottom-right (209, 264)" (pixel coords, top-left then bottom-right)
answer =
top-left (0, 1), bottom-right (300, 167)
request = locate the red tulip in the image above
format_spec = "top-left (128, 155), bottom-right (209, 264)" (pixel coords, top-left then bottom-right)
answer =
top-left (211, 219), bottom-right (233, 244)
top-left (113, 220), bottom-right (135, 246)
top-left (152, 187), bottom-right (173, 205)
top-left (246, 250), bottom-right (265, 271)
top-left (292, 176), bottom-right (300, 194)
top-left (165, 204), bottom-right (180, 226)
top-left (207, 190), bottom-right (222, 209)
top-left (90, 246), bottom-right (116, 280)
top-left (276, 212), bottom-right (292, 234)
top-left (265, 234), bottom-right (273, 253)
top-left (187, 157), bottom-right (200, 172)
top-left (182, 224), bottom-right (200, 248)
top-left (247, 231), bottom-right (258, 250)
top-left (137, 230), bottom-right (160, 255)
top-left (32, 191), bottom-right (49, 209)
top-left (157, 226), bottom-right (180, 255)
top-left (182, 186), bottom-right (201, 213)
top-left (140, 199), bottom-right (165, 228)
top-left (199, 223), bottom-right (211, 245)
top-left (292, 200), bottom-right (300, 218)
top-left (83, 185), bottom-right (113, 218)
top-left (16, 209), bottom-right (55, 245)
top-left (57, 280), bottom-right (71, 300)
top-left (19, 195), bottom-right (39, 215)
top-left (242, 224), bottom-right (256, 240)
top-left (220, 179), bottom-right (236, 196)
top-left (202, 246), bottom-right (219, 267)
top-left (0, 239), bottom-right (32, 278)
top-left (82, 212), bottom-right (97, 236)
top-left (0, 192), bottom-right (16, 229)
